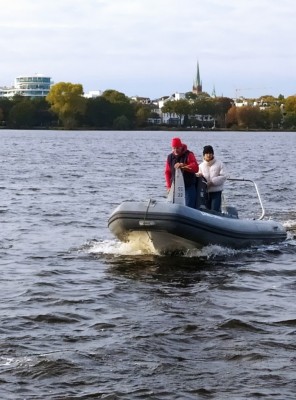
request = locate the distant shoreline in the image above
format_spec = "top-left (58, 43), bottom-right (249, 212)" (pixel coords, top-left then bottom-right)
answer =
top-left (0, 126), bottom-right (295, 132)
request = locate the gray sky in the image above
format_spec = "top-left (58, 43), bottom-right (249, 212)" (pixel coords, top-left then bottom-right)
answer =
top-left (1, 0), bottom-right (295, 99)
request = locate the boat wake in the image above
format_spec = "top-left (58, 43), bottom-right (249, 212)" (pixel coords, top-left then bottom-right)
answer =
top-left (85, 235), bottom-right (156, 256)
top-left (83, 236), bottom-right (295, 260)
top-left (283, 219), bottom-right (296, 234)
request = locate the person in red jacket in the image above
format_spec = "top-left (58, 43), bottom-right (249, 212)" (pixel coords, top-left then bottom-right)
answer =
top-left (165, 137), bottom-right (199, 208)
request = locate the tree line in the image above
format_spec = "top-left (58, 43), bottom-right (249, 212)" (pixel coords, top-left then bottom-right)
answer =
top-left (1, 82), bottom-right (296, 130)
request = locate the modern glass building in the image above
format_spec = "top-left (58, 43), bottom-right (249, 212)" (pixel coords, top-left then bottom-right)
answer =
top-left (0, 74), bottom-right (53, 98)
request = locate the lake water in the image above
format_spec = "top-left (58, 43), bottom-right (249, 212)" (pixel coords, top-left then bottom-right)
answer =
top-left (1, 129), bottom-right (296, 400)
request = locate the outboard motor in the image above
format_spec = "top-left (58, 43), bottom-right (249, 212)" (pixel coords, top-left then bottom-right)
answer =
top-left (195, 176), bottom-right (208, 209)
top-left (167, 168), bottom-right (186, 206)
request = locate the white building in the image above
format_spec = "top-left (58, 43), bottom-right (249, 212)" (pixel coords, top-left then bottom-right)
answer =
top-left (156, 92), bottom-right (215, 126)
top-left (157, 92), bottom-right (186, 124)
top-left (0, 74), bottom-right (53, 98)
top-left (84, 90), bottom-right (103, 98)
top-left (234, 97), bottom-right (250, 107)
top-left (131, 96), bottom-right (151, 104)
top-left (158, 92), bottom-right (185, 109)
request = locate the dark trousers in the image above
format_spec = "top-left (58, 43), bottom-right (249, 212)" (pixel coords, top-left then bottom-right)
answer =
top-left (207, 191), bottom-right (222, 212)
top-left (185, 185), bottom-right (197, 208)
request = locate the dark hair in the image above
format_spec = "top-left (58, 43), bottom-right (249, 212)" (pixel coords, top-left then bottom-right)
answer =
top-left (203, 145), bottom-right (214, 155)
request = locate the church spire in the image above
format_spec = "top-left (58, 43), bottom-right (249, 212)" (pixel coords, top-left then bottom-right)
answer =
top-left (192, 61), bottom-right (202, 94)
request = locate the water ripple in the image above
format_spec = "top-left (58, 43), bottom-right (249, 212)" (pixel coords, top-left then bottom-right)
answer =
top-left (1, 130), bottom-right (296, 399)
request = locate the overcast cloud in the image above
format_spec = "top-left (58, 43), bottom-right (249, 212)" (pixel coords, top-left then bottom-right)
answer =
top-left (1, 0), bottom-right (295, 99)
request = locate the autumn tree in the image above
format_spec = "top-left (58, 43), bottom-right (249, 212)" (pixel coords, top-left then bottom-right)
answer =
top-left (225, 106), bottom-right (238, 129)
top-left (285, 96), bottom-right (296, 113)
top-left (237, 106), bottom-right (263, 129)
top-left (102, 89), bottom-right (129, 103)
top-left (46, 82), bottom-right (86, 129)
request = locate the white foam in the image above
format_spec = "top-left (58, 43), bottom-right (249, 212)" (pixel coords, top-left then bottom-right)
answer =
top-left (87, 237), bottom-right (157, 256)
top-left (184, 244), bottom-right (239, 258)
top-left (283, 220), bottom-right (296, 231)
top-left (85, 238), bottom-right (243, 258)
top-left (0, 356), bottom-right (34, 367)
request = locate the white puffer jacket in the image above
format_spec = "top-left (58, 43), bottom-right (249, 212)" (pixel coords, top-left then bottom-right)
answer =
top-left (197, 158), bottom-right (227, 193)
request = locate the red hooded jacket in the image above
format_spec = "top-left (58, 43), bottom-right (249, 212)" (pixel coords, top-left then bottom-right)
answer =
top-left (165, 144), bottom-right (199, 189)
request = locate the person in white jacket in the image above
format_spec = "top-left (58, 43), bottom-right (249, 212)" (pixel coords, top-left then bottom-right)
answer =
top-left (196, 145), bottom-right (227, 212)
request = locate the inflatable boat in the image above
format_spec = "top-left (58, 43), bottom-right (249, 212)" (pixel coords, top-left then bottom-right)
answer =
top-left (108, 170), bottom-right (287, 254)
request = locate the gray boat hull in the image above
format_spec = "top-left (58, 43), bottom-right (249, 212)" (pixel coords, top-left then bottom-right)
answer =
top-left (108, 200), bottom-right (287, 253)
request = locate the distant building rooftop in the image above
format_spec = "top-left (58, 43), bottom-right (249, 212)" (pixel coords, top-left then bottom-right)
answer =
top-left (0, 74), bottom-right (53, 98)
